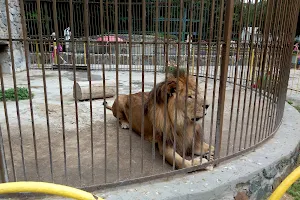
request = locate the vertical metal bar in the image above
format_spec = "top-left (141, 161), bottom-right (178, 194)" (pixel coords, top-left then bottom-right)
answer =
top-left (90, 3), bottom-right (94, 36)
top-left (254, 0), bottom-right (273, 144)
top-left (226, 0), bottom-right (244, 155)
top-left (274, 9), bottom-right (286, 127)
top-left (186, 0), bottom-right (194, 165)
top-left (161, 1), bottom-right (167, 169)
top-left (162, 0), bottom-right (171, 169)
top-left (253, 0), bottom-right (271, 143)
top-left (5, 0), bottom-right (27, 180)
top-left (0, 64), bottom-right (15, 181)
top-left (239, 0), bottom-right (259, 151)
top-left (99, 0), bottom-right (107, 183)
top-left (272, 4), bottom-right (286, 130)
top-left (267, 0), bottom-right (286, 137)
top-left (106, 0), bottom-right (110, 38)
top-left (192, 0), bottom-right (201, 166)
top-left (257, 0), bottom-right (274, 143)
top-left (187, 1), bottom-right (194, 74)
top-left (215, 0), bottom-right (234, 159)
top-left (52, 0), bottom-right (67, 184)
top-left (278, 0), bottom-right (300, 120)
top-left (209, 0), bottom-right (224, 158)
top-left (203, 0), bottom-right (215, 162)
top-left (69, 0), bottom-right (82, 185)
top-left (196, 0), bottom-right (205, 163)
top-left (140, 0), bottom-right (146, 174)
top-left (19, 0), bottom-right (40, 180)
top-left (279, 0), bottom-right (296, 124)
top-left (277, 0), bottom-right (293, 120)
top-left (232, 0), bottom-right (251, 153)
top-left (274, 1), bottom-right (292, 125)
top-left (261, 0), bottom-right (282, 140)
top-left (171, 0), bottom-right (184, 170)
top-left (151, 0), bottom-right (158, 172)
top-left (0, 126), bottom-right (8, 183)
top-left (127, 0), bottom-right (133, 177)
top-left (83, 0), bottom-right (94, 184)
top-left (113, 0), bottom-right (120, 180)
top-left (244, 0), bottom-right (262, 149)
top-left (249, 0), bottom-right (266, 147)
top-left (36, 0), bottom-right (54, 182)
top-left (95, 4), bottom-right (101, 68)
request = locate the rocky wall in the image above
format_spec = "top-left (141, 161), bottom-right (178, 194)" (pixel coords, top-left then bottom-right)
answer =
top-left (0, 0), bottom-right (26, 74)
top-left (234, 143), bottom-right (300, 200)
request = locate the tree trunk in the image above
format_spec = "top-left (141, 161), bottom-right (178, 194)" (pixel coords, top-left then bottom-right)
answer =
top-left (73, 80), bottom-right (116, 101)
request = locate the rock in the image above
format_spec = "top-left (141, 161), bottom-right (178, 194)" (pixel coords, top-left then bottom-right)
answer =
top-left (234, 191), bottom-right (249, 200)
top-left (262, 166), bottom-right (277, 179)
top-left (272, 177), bottom-right (283, 191)
top-left (275, 158), bottom-right (290, 172)
top-left (296, 154), bottom-right (300, 166)
top-left (0, 0), bottom-right (26, 74)
top-left (256, 185), bottom-right (272, 200)
top-left (249, 176), bottom-right (262, 194)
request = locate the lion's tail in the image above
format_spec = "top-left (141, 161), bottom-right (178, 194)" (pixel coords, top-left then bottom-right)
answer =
top-left (103, 101), bottom-right (113, 111)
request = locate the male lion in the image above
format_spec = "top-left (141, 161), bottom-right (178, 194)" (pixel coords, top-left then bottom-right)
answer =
top-left (105, 69), bottom-right (214, 170)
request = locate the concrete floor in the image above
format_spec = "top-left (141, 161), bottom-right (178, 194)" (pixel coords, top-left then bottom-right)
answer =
top-left (0, 69), bottom-right (271, 188)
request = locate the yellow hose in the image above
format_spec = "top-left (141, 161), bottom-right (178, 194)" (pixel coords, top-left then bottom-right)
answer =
top-left (0, 181), bottom-right (104, 200)
top-left (269, 166), bottom-right (300, 200)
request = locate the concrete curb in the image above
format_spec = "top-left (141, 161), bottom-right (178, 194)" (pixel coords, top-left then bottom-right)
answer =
top-left (96, 103), bottom-right (300, 200)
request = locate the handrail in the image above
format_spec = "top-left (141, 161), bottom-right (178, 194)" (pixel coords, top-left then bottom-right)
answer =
top-left (269, 166), bottom-right (300, 200)
top-left (0, 181), bottom-right (104, 200)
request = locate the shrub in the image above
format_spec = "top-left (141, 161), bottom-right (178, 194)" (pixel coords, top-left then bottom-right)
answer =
top-left (0, 87), bottom-right (33, 101)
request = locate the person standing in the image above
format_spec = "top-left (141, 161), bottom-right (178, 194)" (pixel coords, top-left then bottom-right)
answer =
top-left (64, 27), bottom-right (71, 51)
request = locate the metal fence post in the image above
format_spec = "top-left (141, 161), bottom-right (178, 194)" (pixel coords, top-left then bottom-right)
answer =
top-left (0, 126), bottom-right (8, 183)
top-left (215, 0), bottom-right (234, 160)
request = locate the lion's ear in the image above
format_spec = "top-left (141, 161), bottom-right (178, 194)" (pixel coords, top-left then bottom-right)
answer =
top-left (162, 81), bottom-right (177, 102)
top-left (156, 80), bottom-right (177, 104)
top-left (167, 81), bottom-right (177, 97)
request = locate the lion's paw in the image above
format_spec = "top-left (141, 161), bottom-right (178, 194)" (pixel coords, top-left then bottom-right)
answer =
top-left (203, 146), bottom-right (215, 161)
top-left (201, 157), bottom-right (214, 171)
top-left (120, 122), bottom-right (129, 129)
top-left (203, 153), bottom-right (214, 161)
top-left (185, 157), bottom-right (213, 171)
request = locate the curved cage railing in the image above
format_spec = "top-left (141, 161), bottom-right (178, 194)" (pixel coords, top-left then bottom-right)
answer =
top-left (0, 0), bottom-right (299, 192)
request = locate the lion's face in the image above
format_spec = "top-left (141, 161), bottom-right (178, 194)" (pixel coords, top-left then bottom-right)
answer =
top-left (170, 77), bottom-right (209, 123)
top-left (155, 75), bottom-right (209, 125)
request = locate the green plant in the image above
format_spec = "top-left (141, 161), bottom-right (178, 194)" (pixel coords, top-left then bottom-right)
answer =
top-left (165, 61), bottom-right (177, 73)
top-left (287, 100), bottom-right (294, 105)
top-left (168, 66), bottom-right (176, 73)
top-left (287, 179), bottom-right (300, 200)
top-left (0, 87), bottom-right (33, 101)
top-left (294, 105), bottom-right (300, 112)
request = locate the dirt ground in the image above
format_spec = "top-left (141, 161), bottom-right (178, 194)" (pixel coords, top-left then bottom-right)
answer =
top-left (0, 68), bottom-right (271, 188)
top-left (281, 194), bottom-right (295, 200)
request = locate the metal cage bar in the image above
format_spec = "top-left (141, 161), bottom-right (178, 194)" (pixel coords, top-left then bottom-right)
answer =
top-left (0, 0), bottom-right (298, 192)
